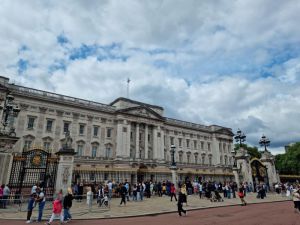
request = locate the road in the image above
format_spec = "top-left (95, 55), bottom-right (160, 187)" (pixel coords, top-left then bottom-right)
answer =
top-left (0, 201), bottom-right (299, 225)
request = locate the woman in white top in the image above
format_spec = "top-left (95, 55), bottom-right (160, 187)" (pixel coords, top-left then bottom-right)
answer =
top-left (86, 187), bottom-right (93, 212)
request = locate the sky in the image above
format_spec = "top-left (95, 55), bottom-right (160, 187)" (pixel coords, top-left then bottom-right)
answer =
top-left (1, 0), bottom-right (300, 154)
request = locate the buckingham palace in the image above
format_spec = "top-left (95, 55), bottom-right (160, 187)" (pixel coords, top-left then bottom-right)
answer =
top-left (0, 76), bottom-right (234, 185)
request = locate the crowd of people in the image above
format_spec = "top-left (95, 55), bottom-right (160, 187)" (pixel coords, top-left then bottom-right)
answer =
top-left (1, 179), bottom-right (299, 223)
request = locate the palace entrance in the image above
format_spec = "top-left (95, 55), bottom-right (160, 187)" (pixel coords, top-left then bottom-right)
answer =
top-left (8, 148), bottom-right (58, 199)
top-left (251, 158), bottom-right (268, 189)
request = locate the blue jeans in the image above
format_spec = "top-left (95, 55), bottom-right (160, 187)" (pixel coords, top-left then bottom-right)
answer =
top-left (140, 191), bottom-right (144, 201)
top-left (64, 208), bottom-right (71, 221)
top-left (38, 201), bottom-right (45, 222)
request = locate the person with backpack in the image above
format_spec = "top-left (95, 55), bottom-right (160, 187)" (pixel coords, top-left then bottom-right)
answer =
top-left (177, 191), bottom-right (187, 216)
top-left (46, 195), bottom-right (64, 225)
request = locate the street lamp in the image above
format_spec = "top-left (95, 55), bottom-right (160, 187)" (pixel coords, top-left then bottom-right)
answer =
top-left (259, 134), bottom-right (270, 152)
top-left (234, 129), bottom-right (246, 148)
top-left (0, 92), bottom-right (20, 153)
top-left (0, 94), bottom-right (20, 136)
top-left (170, 144), bottom-right (176, 167)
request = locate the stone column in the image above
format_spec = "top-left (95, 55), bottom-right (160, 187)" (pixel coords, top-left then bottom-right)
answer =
top-left (116, 119), bottom-right (124, 158)
top-left (144, 124), bottom-right (148, 159)
top-left (135, 123), bottom-right (140, 159)
top-left (126, 121), bottom-right (131, 157)
top-left (55, 149), bottom-right (76, 194)
top-left (159, 128), bottom-right (165, 160)
top-left (211, 134), bottom-right (220, 165)
top-left (261, 151), bottom-right (278, 190)
top-left (153, 126), bottom-right (158, 160)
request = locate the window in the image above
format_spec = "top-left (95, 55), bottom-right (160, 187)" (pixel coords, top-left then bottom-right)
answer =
top-left (139, 132), bottom-right (142, 141)
top-left (79, 124), bottom-right (85, 135)
top-left (157, 132), bottom-right (161, 137)
top-left (77, 144), bottom-right (83, 156)
top-left (179, 138), bottom-right (182, 147)
top-left (24, 140), bottom-right (32, 150)
top-left (224, 156), bottom-right (228, 165)
top-left (105, 147), bottom-right (112, 158)
top-left (187, 153), bottom-right (191, 164)
top-left (164, 149), bottom-right (167, 160)
top-left (179, 153), bottom-right (183, 163)
top-left (208, 143), bottom-right (211, 151)
top-left (209, 156), bottom-right (212, 166)
top-left (170, 137), bottom-right (174, 145)
top-left (106, 128), bottom-right (112, 138)
top-left (194, 154), bottom-right (198, 164)
top-left (27, 117), bottom-right (35, 129)
top-left (201, 155), bottom-right (205, 165)
top-left (130, 132), bottom-right (133, 141)
top-left (220, 156), bottom-right (223, 164)
top-left (123, 127), bottom-right (127, 132)
top-left (130, 148), bottom-right (134, 158)
top-left (91, 145), bottom-right (97, 157)
top-left (63, 122), bottom-right (70, 133)
top-left (148, 134), bottom-right (151, 142)
top-left (194, 140), bottom-right (197, 149)
top-left (43, 142), bottom-right (51, 151)
top-left (46, 120), bottom-right (53, 132)
top-left (201, 141), bottom-right (204, 149)
top-left (219, 143), bottom-right (222, 152)
top-left (93, 126), bottom-right (99, 137)
top-left (223, 143), bottom-right (226, 153)
top-left (186, 139), bottom-right (190, 148)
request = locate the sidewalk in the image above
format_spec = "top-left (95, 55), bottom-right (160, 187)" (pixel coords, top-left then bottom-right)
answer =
top-left (0, 193), bottom-right (291, 220)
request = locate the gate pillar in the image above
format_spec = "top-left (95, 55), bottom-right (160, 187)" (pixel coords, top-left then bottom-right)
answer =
top-left (55, 149), bottom-right (76, 194)
top-left (260, 151), bottom-right (279, 191)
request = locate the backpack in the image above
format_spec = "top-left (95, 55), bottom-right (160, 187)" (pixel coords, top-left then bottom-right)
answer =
top-left (53, 199), bottom-right (62, 214)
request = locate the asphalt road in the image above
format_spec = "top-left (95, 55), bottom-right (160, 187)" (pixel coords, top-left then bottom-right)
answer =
top-left (0, 201), bottom-right (299, 225)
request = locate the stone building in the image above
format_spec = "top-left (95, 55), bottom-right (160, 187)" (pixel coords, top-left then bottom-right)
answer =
top-left (0, 76), bottom-right (234, 185)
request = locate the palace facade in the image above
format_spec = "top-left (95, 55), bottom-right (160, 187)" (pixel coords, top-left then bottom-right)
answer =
top-left (0, 76), bottom-right (234, 184)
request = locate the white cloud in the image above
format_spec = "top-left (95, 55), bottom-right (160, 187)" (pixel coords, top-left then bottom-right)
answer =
top-left (1, 0), bottom-right (300, 155)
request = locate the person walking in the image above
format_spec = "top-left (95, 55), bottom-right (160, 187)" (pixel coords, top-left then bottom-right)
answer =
top-left (170, 183), bottom-right (177, 201)
top-left (45, 196), bottom-right (64, 225)
top-left (238, 185), bottom-right (247, 206)
top-left (292, 187), bottom-right (300, 214)
top-left (177, 191), bottom-right (187, 216)
top-left (198, 182), bottom-right (203, 199)
top-left (63, 187), bottom-right (74, 222)
top-left (119, 183), bottom-right (127, 206)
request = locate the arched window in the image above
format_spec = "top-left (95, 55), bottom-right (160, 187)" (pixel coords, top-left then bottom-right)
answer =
top-left (76, 141), bottom-right (85, 156)
top-left (91, 142), bottom-right (99, 158)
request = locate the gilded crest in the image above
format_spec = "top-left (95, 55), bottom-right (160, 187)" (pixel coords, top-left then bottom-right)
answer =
top-left (31, 153), bottom-right (42, 167)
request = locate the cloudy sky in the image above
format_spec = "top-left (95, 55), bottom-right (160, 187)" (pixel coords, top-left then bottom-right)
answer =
top-left (1, 0), bottom-right (300, 154)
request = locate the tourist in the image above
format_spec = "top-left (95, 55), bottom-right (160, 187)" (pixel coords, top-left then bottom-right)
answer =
top-left (198, 182), bottom-right (203, 199)
top-left (119, 183), bottom-right (127, 206)
top-left (63, 187), bottom-right (74, 222)
top-left (0, 184), bottom-right (3, 208)
top-left (26, 193), bottom-right (37, 223)
top-left (107, 180), bottom-right (113, 200)
top-left (46, 195), bottom-right (64, 225)
top-left (292, 187), bottom-right (300, 214)
top-left (157, 181), bottom-right (162, 197)
top-left (181, 184), bottom-right (188, 206)
top-left (140, 182), bottom-right (145, 201)
top-left (170, 183), bottom-right (177, 201)
top-left (78, 182), bottom-right (84, 202)
top-left (238, 185), bottom-right (247, 206)
top-left (36, 187), bottom-right (46, 222)
top-left (86, 186), bottom-right (93, 212)
top-left (2, 184), bottom-right (10, 209)
top-left (177, 191), bottom-right (187, 216)
top-left (132, 184), bottom-right (137, 201)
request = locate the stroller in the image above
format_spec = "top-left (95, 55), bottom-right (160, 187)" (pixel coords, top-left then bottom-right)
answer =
top-left (98, 194), bottom-right (110, 208)
top-left (210, 190), bottom-right (224, 202)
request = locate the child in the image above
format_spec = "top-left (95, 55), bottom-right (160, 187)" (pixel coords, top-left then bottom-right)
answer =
top-left (46, 196), bottom-right (64, 225)
top-left (26, 193), bottom-right (36, 223)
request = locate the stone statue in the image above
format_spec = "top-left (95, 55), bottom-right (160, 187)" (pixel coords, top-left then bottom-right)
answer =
top-left (63, 131), bottom-right (73, 149)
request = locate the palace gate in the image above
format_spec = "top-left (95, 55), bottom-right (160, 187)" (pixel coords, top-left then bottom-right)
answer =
top-left (8, 148), bottom-right (58, 199)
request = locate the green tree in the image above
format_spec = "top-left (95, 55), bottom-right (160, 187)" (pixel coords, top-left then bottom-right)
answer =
top-left (234, 143), bottom-right (261, 159)
top-left (275, 142), bottom-right (300, 175)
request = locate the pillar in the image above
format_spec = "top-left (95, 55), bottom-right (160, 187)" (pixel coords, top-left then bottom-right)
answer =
top-left (135, 123), bottom-right (140, 159)
top-left (144, 124), bottom-right (148, 159)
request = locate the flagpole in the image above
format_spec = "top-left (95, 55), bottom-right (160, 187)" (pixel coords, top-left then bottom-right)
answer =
top-left (127, 78), bottom-right (130, 99)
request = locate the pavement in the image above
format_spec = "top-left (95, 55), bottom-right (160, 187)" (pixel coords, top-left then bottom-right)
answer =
top-left (0, 192), bottom-right (291, 221)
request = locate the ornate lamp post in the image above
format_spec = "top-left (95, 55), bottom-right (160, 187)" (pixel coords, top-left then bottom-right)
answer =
top-left (259, 134), bottom-right (270, 152)
top-left (170, 144), bottom-right (176, 168)
top-left (231, 129), bottom-right (247, 185)
top-left (0, 93), bottom-right (20, 152)
top-left (169, 144), bottom-right (178, 187)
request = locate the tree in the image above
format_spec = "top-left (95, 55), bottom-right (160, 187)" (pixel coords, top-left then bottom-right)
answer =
top-left (275, 142), bottom-right (300, 175)
top-left (234, 143), bottom-right (261, 159)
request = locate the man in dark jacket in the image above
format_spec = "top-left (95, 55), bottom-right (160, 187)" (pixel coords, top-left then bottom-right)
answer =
top-left (63, 188), bottom-right (74, 222)
top-left (177, 191), bottom-right (187, 216)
